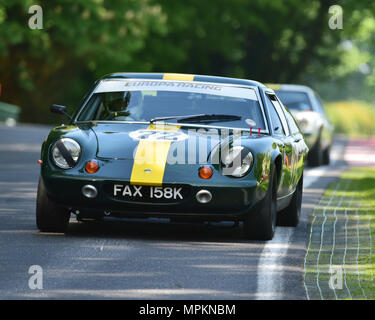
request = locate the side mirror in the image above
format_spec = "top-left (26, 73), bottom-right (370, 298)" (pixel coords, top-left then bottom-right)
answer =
top-left (51, 104), bottom-right (72, 121)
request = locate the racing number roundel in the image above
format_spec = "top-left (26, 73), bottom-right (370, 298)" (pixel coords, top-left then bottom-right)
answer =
top-left (129, 129), bottom-right (188, 142)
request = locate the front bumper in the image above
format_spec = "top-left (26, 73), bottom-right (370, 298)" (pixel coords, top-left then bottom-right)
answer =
top-left (43, 174), bottom-right (268, 221)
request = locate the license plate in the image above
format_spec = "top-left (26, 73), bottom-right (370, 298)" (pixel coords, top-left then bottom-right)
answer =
top-left (105, 184), bottom-right (188, 202)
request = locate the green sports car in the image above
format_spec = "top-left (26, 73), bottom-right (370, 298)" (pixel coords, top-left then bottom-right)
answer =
top-left (36, 73), bottom-right (309, 240)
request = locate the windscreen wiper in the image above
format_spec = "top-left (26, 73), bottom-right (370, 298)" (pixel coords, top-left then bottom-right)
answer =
top-left (178, 114), bottom-right (241, 123)
top-left (150, 114), bottom-right (206, 123)
top-left (150, 114), bottom-right (241, 124)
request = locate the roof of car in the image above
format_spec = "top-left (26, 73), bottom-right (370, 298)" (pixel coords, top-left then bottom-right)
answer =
top-left (101, 73), bottom-right (267, 89)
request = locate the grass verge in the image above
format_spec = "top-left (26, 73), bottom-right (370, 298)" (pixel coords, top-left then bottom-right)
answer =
top-left (325, 101), bottom-right (375, 137)
top-left (304, 167), bottom-right (375, 300)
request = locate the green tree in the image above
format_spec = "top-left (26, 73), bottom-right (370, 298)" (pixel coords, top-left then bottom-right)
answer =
top-left (142, 0), bottom-right (343, 82)
top-left (0, 0), bottom-right (166, 122)
top-left (305, 0), bottom-right (375, 102)
top-left (0, 0), bottom-right (371, 123)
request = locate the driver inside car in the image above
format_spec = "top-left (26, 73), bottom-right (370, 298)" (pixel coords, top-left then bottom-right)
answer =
top-left (105, 91), bottom-right (143, 121)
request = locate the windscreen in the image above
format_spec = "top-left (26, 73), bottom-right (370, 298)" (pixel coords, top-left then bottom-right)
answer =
top-left (275, 90), bottom-right (312, 111)
top-left (77, 80), bottom-right (266, 129)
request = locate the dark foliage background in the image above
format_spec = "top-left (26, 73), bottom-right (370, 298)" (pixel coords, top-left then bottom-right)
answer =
top-left (0, 0), bottom-right (374, 123)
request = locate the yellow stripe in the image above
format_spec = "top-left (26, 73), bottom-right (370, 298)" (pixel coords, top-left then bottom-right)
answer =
top-left (163, 73), bottom-right (195, 81)
top-left (130, 124), bottom-right (180, 186)
top-left (148, 123), bottom-right (180, 131)
top-left (266, 83), bottom-right (281, 90)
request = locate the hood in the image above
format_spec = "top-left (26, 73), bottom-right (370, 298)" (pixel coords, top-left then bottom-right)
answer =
top-left (90, 122), bottom-right (265, 186)
top-left (91, 122), bottom-right (232, 161)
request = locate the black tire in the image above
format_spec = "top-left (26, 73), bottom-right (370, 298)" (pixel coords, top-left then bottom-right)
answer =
top-left (322, 147), bottom-right (330, 165)
top-left (243, 169), bottom-right (277, 240)
top-left (308, 138), bottom-right (323, 167)
top-left (276, 175), bottom-right (303, 227)
top-left (36, 177), bottom-right (70, 232)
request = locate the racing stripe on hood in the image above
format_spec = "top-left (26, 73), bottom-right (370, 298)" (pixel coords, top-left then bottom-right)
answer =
top-left (130, 124), bottom-right (181, 186)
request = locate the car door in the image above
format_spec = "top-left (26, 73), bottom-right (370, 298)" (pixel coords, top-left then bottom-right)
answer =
top-left (279, 96), bottom-right (308, 188)
top-left (265, 93), bottom-right (295, 198)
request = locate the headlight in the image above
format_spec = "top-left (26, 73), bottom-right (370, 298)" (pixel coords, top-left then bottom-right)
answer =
top-left (294, 112), bottom-right (320, 134)
top-left (51, 138), bottom-right (81, 169)
top-left (221, 146), bottom-right (253, 177)
top-left (297, 118), bottom-right (309, 131)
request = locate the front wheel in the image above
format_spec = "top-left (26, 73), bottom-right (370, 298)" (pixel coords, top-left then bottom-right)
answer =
top-left (36, 177), bottom-right (70, 232)
top-left (243, 169), bottom-right (277, 240)
top-left (308, 137), bottom-right (323, 167)
top-left (322, 147), bottom-right (330, 165)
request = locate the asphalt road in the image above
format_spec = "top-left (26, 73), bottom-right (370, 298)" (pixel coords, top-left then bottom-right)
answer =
top-left (0, 124), bottom-right (348, 299)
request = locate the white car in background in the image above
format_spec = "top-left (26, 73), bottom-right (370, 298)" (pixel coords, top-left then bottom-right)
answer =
top-left (270, 84), bottom-right (333, 167)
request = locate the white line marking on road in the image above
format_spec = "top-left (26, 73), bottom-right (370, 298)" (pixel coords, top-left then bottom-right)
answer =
top-left (0, 144), bottom-right (41, 152)
top-left (255, 227), bottom-right (293, 300)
